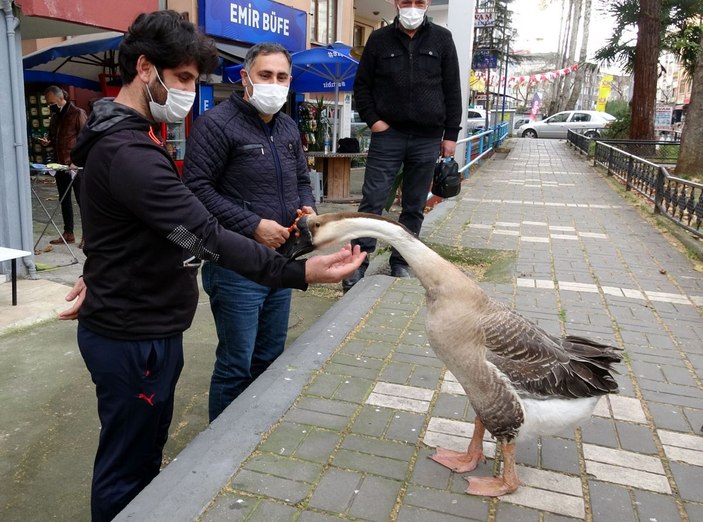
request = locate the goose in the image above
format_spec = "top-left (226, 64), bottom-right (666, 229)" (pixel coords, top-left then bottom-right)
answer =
top-left (285, 212), bottom-right (622, 497)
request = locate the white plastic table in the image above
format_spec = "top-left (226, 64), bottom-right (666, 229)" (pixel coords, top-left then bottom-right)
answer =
top-left (0, 247), bottom-right (32, 306)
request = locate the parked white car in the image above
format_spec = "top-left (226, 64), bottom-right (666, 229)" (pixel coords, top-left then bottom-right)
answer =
top-left (520, 110), bottom-right (615, 139)
top-left (466, 108), bottom-right (488, 132)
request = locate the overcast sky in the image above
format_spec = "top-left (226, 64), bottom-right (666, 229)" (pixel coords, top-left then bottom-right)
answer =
top-left (510, 0), bottom-right (621, 72)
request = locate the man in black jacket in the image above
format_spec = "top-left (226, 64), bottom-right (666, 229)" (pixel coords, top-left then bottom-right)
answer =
top-left (184, 43), bottom-right (314, 422)
top-left (60, 11), bottom-right (364, 521)
top-left (344, 0), bottom-right (462, 291)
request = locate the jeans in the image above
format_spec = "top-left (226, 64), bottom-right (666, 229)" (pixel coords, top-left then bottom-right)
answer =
top-left (55, 169), bottom-right (81, 234)
top-left (202, 261), bottom-right (292, 422)
top-left (77, 324), bottom-right (184, 522)
top-left (355, 128), bottom-right (441, 268)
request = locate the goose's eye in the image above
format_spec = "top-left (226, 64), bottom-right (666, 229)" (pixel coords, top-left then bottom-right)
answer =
top-left (315, 223), bottom-right (321, 228)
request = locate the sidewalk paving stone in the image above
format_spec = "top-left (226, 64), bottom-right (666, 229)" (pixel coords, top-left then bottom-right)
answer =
top-left (631, 490), bottom-right (682, 522)
top-left (109, 139), bottom-right (703, 521)
top-left (589, 481), bottom-right (638, 522)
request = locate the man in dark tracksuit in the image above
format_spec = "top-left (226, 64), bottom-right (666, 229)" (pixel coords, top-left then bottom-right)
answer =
top-left (344, 0), bottom-right (462, 291)
top-left (62, 11), bottom-right (364, 521)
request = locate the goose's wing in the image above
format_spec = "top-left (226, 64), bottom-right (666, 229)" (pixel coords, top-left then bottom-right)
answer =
top-left (480, 301), bottom-right (621, 399)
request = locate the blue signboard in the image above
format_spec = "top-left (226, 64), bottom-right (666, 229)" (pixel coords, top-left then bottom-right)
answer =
top-left (200, 0), bottom-right (307, 52)
top-left (472, 50), bottom-right (498, 70)
top-left (195, 84), bottom-right (214, 117)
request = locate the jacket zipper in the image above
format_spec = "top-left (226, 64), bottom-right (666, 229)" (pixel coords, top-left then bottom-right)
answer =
top-left (262, 119), bottom-right (287, 224)
top-left (408, 38), bottom-right (415, 99)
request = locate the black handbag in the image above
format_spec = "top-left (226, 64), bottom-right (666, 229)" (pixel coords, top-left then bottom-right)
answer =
top-left (431, 156), bottom-right (461, 198)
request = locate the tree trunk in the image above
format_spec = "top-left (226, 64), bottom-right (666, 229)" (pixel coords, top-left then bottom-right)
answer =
top-left (549, 0), bottom-right (571, 116)
top-left (629, 0), bottom-right (661, 140)
top-left (565, 0), bottom-right (591, 109)
top-left (559, 0), bottom-right (583, 111)
top-left (675, 31), bottom-right (703, 177)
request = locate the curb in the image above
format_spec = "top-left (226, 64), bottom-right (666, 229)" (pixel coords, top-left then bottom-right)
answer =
top-left (116, 275), bottom-right (394, 521)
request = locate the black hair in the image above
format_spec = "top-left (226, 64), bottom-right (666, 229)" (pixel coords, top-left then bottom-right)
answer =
top-left (118, 10), bottom-right (219, 84)
top-left (244, 42), bottom-right (292, 71)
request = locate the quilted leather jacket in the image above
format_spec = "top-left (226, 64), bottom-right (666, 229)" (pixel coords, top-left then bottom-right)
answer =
top-left (183, 92), bottom-right (315, 238)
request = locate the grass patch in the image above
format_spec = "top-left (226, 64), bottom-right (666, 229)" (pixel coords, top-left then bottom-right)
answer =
top-left (425, 242), bottom-right (517, 283)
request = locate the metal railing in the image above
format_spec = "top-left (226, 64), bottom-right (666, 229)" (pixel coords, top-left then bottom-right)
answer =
top-left (566, 129), bottom-right (594, 155)
top-left (593, 140), bottom-right (703, 238)
top-left (458, 122), bottom-right (510, 174)
top-left (567, 130), bottom-right (681, 165)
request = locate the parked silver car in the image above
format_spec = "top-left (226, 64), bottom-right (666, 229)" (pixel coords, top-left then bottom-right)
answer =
top-left (520, 110), bottom-right (615, 139)
top-left (513, 116), bottom-right (531, 132)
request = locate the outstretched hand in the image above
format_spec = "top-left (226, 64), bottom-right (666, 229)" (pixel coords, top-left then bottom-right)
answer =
top-left (58, 277), bottom-right (86, 320)
top-left (305, 244), bottom-right (366, 284)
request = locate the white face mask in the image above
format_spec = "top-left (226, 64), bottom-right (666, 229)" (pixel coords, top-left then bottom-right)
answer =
top-left (245, 76), bottom-right (289, 115)
top-left (147, 67), bottom-right (196, 123)
top-left (398, 7), bottom-right (426, 30)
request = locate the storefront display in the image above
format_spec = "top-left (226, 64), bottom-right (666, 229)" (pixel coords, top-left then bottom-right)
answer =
top-left (26, 92), bottom-right (53, 164)
top-left (297, 99), bottom-right (331, 152)
top-left (161, 119), bottom-right (190, 175)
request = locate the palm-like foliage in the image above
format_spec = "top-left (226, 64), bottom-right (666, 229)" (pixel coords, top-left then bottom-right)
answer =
top-left (594, 0), bottom-right (703, 75)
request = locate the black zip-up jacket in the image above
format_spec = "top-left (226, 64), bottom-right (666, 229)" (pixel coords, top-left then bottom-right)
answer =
top-left (353, 17), bottom-right (462, 141)
top-left (183, 92), bottom-right (315, 236)
top-left (71, 99), bottom-right (307, 340)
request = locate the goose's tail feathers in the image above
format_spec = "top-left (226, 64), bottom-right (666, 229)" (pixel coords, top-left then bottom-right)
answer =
top-left (563, 335), bottom-right (623, 394)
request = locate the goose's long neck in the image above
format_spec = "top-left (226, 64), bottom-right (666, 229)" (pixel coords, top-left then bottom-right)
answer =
top-left (331, 217), bottom-right (458, 289)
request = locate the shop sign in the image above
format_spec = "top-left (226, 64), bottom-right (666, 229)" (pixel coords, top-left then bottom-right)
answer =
top-left (655, 106), bottom-right (673, 132)
top-left (472, 50), bottom-right (497, 70)
top-left (200, 0), bottom-right (307, 52)
top-left (196, 84), bottom-right (215, 117)
top-left (475, 11), bottom-right (495, 28)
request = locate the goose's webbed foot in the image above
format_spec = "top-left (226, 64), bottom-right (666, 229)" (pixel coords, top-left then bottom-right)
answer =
top-left (464, 441), bottom-right (521, 497)
top-left (464, 475), bottom-right (520, 497)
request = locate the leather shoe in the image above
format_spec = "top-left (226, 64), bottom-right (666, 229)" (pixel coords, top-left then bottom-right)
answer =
top-left (342, 264), bottom-right (367, 293)
top-left (49, 232), bottom-right (75, 245)
top-left (390, 265), bottom-right (411, 278)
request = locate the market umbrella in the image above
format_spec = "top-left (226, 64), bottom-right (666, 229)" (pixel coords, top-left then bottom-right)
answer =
top-left (291, 42), bottom-right (358, 152)
top-left (23, 32), bottom-right (123, 92)
top-left (224, 42), bottom-right (359, 152)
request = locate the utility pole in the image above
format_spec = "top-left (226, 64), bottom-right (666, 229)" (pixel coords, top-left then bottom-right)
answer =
top-left (473, 1), bottom-right (497, 130)
top-left (500, 6), bottom-right (510, 123)
top-left (448, 0), bottom-right (476, 167)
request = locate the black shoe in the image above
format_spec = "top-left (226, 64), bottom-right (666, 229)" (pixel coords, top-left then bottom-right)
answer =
top-left (390, 265), bottom-right (411, 278)
top-left (342, 264), bottom-right (367, 293)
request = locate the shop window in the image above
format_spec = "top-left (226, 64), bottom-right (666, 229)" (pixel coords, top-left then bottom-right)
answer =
top-left (311, 0), bottom-right (337, 45)
top-left (353, 24), bottom-right (364, 47)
